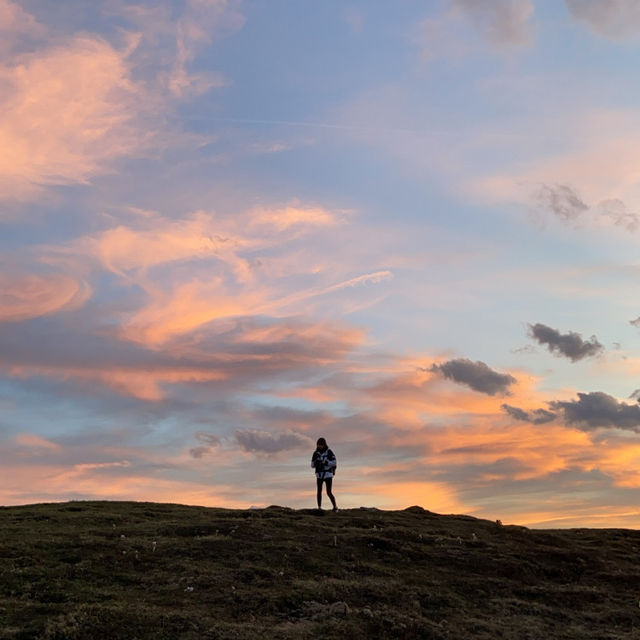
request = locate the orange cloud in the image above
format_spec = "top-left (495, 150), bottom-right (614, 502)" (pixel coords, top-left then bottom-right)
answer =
top-left (355, 479), bottom-right (467, 513)
top-left (6, 362), bottom-right (226, 401)
top-left (426, 422), bottom-right (590, 480)
top-left (0, 462), bottom-right (247, 508)
top-left (0, 34), bottom-right (145, 201)
top-left (85, 205), bottom-right (343, 277)
top-left (587, 436), bottom-right (640, 488)
top-left (1, 315), bottom-right (364, 400)
top-left (120, 278), bottom-right (268, 346)
top-left (50, 206), bottom-right (385, 346)
top-left (250, 204), bottom-right (346, 231)
top-left (0, 0), bottom-right (246, 203)
top-left (14, 433), bottom-right (62, 453)
top-left (0, 273), bottom-right (90, 322)
top-left (92, 215), bottom-right (237, 274)
top-left (359, 361), bottom-right (534, 429)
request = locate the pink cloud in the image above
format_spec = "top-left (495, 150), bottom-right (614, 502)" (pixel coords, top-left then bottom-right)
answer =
top-left (0, 461), bottom-right (247, 508)
top-left (0, 1), bottom-right (246, 203)
top-left (50, 206), bottom-right (386, 346)
top-left (468, 108), bottom-right (640, 227)
top-left (0, 35), bottom-right (146, 201)
top-left (0, 315), bottom-right (364, 400)
top-left (14, 433), bottom-right (62, 453)
top-left (249, 204), bottom-right (347, 231)
top-left (165, 0), bottom-right (244, 97)
top-left (0, 273), bottom-right (90, 322)
top-left (83, 205), bottom-right (343, 274)
top-left (0, 0), bottom-right (43, 42)
top-left (120, 279), bottom-right (270, 346)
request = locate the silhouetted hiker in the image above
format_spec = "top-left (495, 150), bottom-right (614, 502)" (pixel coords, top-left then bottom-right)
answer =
top-left (311, 437), bottom-right (338, 512)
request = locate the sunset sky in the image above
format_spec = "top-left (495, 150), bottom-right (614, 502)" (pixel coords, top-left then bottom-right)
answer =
top-left (5, 0), bottom-right (640, 527)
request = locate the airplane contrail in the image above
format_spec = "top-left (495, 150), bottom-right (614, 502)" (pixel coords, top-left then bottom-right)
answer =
top-left (188, 116), bottom-right (524, 139)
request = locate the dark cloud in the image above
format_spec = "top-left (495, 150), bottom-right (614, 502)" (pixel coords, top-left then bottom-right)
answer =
top-left (454, 0), bottom-right (534, 48)
top-left (531, 189), bottom-right (640, 233)
top-left (534, 184), bottom-right (588, 221)
top-left (511, 344), bottom-right (536, 355)
top-left (630, 317), bottom-right (640, 328)
top-left (194, 432), bottom-right (221, 447)
top-left (629, 390), bottom-right (640, 402)
top-left (528, 323), bottom-right (604, 362)
top-left (549, 392), bottom-right (640, 431)
top-left (430, 358), bottom-right (516, 395)
top-left (234, 429), bottom-right (312, 454)
top-left (501, 403), bottom-right (556, 424)
top-left (597, 198), bottom-right (640, 232)
top-left (565, 0), bottom-right (640, 40)
top-left (189, 446), bottom-right (211, 459)
top-left (189, 431), bottom-right (222, 458)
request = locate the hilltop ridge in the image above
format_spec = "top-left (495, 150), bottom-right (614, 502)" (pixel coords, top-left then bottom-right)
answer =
top-left (1, 501), bottom-right (639, 639)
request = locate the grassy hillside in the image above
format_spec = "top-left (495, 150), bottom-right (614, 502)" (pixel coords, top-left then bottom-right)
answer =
top-left (1, 501), bottom-right (640, 639)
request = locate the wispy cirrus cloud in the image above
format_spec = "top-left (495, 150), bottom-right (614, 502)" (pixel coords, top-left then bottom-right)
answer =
top-left (0, 0), bottom-right (244, 203)
top-left (0, 194), bottom-right (393, 402)
top-left (0, 34), bottom-right (142, 201)
top-left (14, 433), bottom-right (63, 453)
top-left (164, 0), bottom-right (244, 97)
top-left (40, 205), bottom-right (386, 347)
top-left (0, 273), bottom-right (90, 322)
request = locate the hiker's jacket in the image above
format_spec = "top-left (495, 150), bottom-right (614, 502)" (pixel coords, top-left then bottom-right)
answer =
top-left (311, 448), bottom-right (336, 479)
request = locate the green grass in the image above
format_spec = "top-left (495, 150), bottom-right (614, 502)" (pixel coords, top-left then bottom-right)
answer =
top-left (1, 501), bottom-right (640, 638)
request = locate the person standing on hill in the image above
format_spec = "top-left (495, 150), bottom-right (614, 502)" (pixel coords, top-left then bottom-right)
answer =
top-left (311, 437), bottom-right (338, 512)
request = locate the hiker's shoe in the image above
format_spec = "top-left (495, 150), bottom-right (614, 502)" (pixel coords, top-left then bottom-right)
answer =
top-left (332, 507), bottom-right (339, 512)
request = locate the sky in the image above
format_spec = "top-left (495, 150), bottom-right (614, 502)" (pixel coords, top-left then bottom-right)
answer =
top-left (5, 0), bottom-right (640, 528)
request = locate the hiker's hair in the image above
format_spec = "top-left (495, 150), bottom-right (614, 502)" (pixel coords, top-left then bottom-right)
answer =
top-left (316, 437), bottom-right (327, 447)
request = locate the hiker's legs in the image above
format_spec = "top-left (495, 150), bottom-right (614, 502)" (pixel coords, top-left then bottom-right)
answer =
top-left (316, 477), bottom-right (323, 508)
top-left (325, 478), bottom-right (337, 509)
